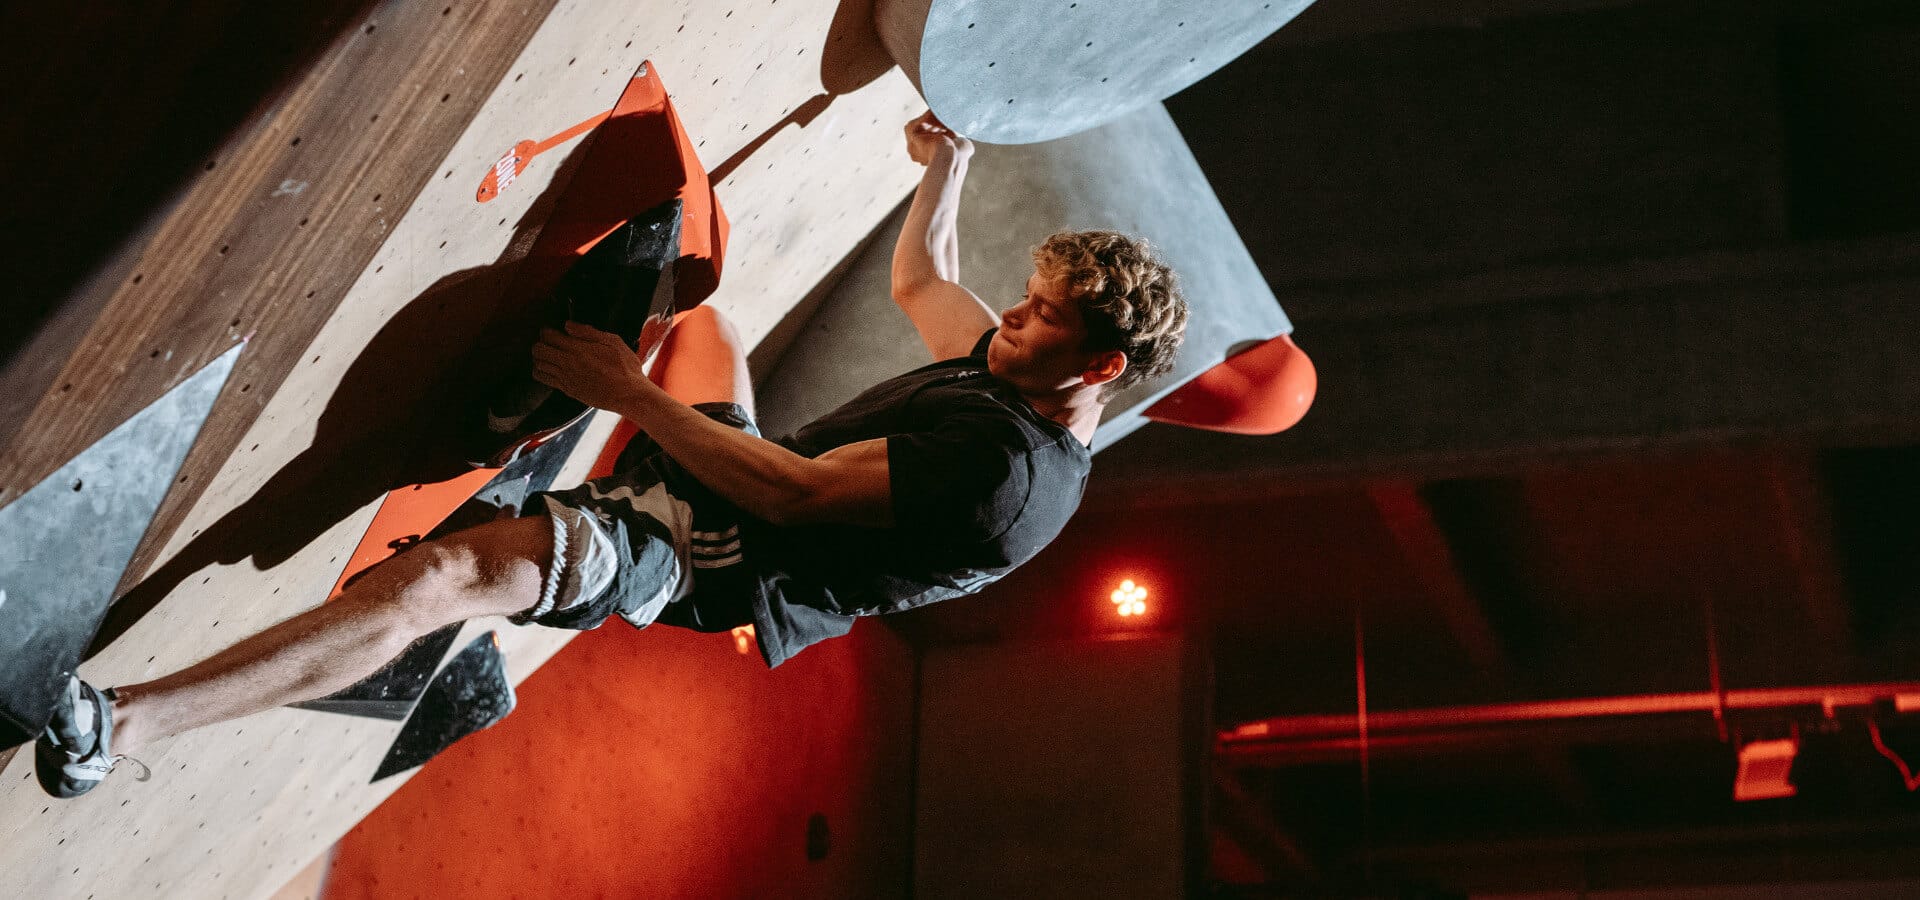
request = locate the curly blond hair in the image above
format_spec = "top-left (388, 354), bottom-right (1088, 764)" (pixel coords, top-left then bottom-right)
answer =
top-left (1032, 230), bottom-right (1189, 399)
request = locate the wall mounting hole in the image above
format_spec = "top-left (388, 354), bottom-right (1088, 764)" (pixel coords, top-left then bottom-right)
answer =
top-left (71, 480), bottom-right (82, 492)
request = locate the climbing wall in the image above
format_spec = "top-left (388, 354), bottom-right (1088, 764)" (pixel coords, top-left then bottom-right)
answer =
top-left (0, 1), bottom-right (925, 897)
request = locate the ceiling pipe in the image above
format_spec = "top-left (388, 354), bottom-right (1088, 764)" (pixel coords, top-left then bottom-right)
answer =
top-left (1218, 682), bottom-right (1920, 764)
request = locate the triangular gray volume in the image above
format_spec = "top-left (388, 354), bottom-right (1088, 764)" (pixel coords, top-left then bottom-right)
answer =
top-left (291, 414), bottom-right (589, 722)
top-left (371, 630), bottom-right (516, 781)
top-left (474, 197), bottom-right (683, 467)
top-left (0, 343), bottom-right (242, 749)
top-left (552, 196), bottom-right (683, 350)
top-left (290, 623), bottom-right (462, 721)
top-left (490, 408), bottom-right (592, 498)
top-left (450, 408), bottom-right (595, 532)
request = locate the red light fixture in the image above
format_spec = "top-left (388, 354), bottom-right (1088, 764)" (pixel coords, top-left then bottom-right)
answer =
top-left (1733, 737), bottom-right (1799, 801)
top-left (1110, 579), bottom-right (1148, 617)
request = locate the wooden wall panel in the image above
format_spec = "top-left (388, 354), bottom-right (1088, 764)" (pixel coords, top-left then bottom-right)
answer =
top-left (0, 0), bottom-right (567, 542)
top-left (0, 0), bottom-right (378, 388)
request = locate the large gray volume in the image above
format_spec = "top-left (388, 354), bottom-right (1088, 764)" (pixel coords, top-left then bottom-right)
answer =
top-left (370, 630), bottom-right (517, 782)
top-left (757, 103), bottom-right (1289, 450)
top-left (875, 0), bottom-right (1316, 144)
top-left (0, 343), bottom-right (240, 747)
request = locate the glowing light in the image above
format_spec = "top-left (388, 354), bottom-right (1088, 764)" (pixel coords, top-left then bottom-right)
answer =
top-left (1108, 579), bottom-right (1148, 618)
top-left (730, 625), bottom-right (756, 655)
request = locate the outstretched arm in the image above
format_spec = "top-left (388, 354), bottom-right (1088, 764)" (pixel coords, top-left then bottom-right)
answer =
top-left (893, 112), bottom-right (999, 361)
top-left (533, 323), bottom-right (893, 528)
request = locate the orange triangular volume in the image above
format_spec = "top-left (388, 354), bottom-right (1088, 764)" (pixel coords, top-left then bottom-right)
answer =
top-left (651, 67), bottom-right (728, 309)
top-left (510, 61), bottom-right (714, 292)
top-left (329, 468), bottom-right (502, 599)
top-left (546, 61), bottom-right (727, 476)
top-left (335, 62), bottom-right (734, 595)
top-left (1141, 333), bottom-right (1317, 435)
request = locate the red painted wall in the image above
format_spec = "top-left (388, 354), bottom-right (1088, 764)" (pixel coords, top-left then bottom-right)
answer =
top-left (325, 618), bottom-right (916, 899)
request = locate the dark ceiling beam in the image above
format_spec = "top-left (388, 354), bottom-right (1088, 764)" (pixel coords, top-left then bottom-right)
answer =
top-left (1210, 763), bottom-right (1322, 883)
top-left (1093, 236), bottom-right (1920, 495)
top-left (1365, 481), bottom-right (1598, 815)
top-left (1764, 451), bottom-right (1855, 673)
top-left (1367, 482), bottom-right (1509, 681)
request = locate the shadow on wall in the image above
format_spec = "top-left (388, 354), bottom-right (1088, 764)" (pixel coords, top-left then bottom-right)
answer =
top-left (88, 142), bottom-right (595, 656)
top-left (707, 0), bottom-right (898, 185)
top-left (820, 0), bottom-right (894, 96)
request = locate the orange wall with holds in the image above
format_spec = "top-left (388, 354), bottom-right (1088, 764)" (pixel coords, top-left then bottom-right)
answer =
top-left (324, 618), bottom-right (917, 898)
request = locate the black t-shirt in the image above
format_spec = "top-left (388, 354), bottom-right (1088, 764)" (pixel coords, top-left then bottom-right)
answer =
top-left (739, 328), bottom-right (1091, 666)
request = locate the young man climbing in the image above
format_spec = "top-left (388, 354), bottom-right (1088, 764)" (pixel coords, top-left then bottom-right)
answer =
top-left (36, 111), bottom-right (1190, 799)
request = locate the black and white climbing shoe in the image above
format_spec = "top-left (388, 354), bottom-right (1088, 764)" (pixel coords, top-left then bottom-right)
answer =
top-left (34, 676), bottom-right (148, 799)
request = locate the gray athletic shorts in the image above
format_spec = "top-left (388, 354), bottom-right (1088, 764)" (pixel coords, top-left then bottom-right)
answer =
top-left (509, 402), bottom-right (756, 632)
